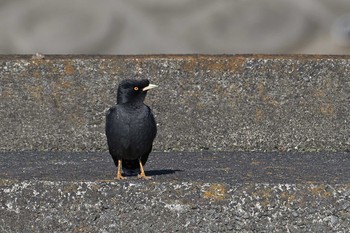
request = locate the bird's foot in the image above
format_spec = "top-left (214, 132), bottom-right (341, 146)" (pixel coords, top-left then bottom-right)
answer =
top-left (137, 173), bottom-right (152, 180)
top-left (115, 174), bottom-right (127, 180)
top-left (115, 160), bottom-right (126, 180)
top-left (115, 171), bottom-right (127, 180)
top-left (137, 160), bottom-right (151, 180)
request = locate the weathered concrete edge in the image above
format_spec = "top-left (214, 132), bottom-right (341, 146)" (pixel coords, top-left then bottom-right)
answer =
top-left (1, 179), bottom-right (349, 232)
top-left (2, 53), bottom-right (350, 59)
top-left (1, 54), bottom-right (350, 152)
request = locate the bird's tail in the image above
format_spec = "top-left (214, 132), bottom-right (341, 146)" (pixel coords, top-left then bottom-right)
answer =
top-left (121, 153), bottom-right (149, 176)
top-left (122, 160), bottom-right (140, 176)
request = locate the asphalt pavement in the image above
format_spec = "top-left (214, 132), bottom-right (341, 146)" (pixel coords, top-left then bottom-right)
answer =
top-left (1, 151), bottom-right (349, 184)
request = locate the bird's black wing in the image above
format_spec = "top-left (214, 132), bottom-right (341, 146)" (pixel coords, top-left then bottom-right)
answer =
top-left (105, 105), bottom-right (130, 166)
top-left (122, 106), bottom-right (157, 171)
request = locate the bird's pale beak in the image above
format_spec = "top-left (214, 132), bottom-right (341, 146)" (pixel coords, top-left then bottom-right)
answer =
top-left (143, 84), bottom-right (158, 91)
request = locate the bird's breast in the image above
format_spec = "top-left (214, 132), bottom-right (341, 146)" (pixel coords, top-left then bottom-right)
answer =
top-left (119, 105), bottom-right (155, 141)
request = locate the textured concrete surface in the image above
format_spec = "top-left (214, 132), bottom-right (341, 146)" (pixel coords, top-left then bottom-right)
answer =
top-left (1, 152), bottom-right (349, 184)
top-left (1, 54), bottom-right (349, 232)
top-left (1, 151), bottom-right (349, 232)
top-left (1, 55), bottom-right (350, 152)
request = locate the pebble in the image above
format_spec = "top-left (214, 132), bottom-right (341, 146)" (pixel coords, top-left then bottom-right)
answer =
top-left (330, 215), bottom-right (339, 226)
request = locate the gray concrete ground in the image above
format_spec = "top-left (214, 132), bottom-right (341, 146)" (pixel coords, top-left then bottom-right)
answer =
top-left (1, 152), bottom-right (349, 232)
top-left (1, 151), bottom-right (349, 184)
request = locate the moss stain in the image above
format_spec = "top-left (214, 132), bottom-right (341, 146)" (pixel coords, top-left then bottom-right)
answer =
top-left (280, 192), bottom-right (296, 207)
top-left (255, 108), bottom-right (264, 122)
top-left (320, 103), bottom-right (335, 117)
top-left (64, 63), bottom-right (75, 76)
top-left (203, 183), bottom-right (227, 201)
top-left (252, 188), bottom-right (273, 207)
top-left (308, 185), bottom-right (333, 198)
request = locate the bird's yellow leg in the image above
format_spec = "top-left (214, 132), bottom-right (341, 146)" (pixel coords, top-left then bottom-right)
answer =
top-left (115, 159), bottom-right (126, 180)
top-left (138, 160), bottom-right (151, 180)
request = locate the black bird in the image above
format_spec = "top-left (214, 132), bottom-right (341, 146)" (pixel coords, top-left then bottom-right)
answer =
top-left (105, 79), bottom-right (157, 180)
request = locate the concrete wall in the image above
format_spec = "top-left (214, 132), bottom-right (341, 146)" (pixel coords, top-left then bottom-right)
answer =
top-left (1, 55), bottom-right (349, 152)
top-left (1, 179), bottom-right (349, 232)
top-left (1, 55), bottom-right (350, 232)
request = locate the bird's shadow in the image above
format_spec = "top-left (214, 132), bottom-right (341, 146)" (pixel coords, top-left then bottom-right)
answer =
top-left (146, 169), bottom-right (183, 176)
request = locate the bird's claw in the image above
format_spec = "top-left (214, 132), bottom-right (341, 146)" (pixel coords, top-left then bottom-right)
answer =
top-left (115, 175), bottom-right (127, 180)
top-left (115, 172), bottom-right (127, 180)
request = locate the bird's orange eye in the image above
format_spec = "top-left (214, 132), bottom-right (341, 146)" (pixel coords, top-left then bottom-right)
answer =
top-left (134, 86), bottom-right (139, 91)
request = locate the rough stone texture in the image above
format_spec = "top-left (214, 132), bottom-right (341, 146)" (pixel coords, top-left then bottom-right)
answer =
top-left (1, 55), bottom-right (349, 152)
top-left (1, 151), bottom-right (349, 232)
top-left (1, 181), bottom-right (349, 232)
top-left (1, 55), bottom-right (349, 232)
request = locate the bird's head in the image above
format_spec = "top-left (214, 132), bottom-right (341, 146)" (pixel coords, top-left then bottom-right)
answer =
top-left (117, 79), bottom-right (157, 104)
